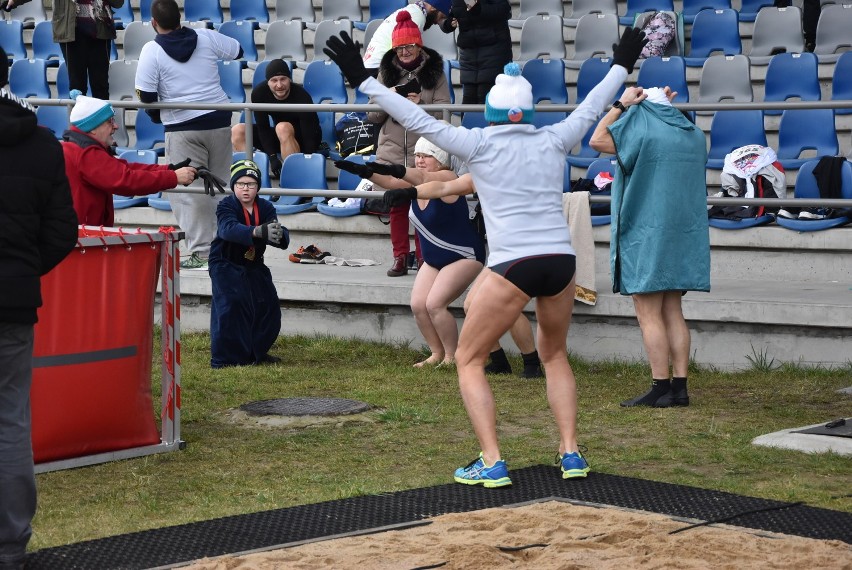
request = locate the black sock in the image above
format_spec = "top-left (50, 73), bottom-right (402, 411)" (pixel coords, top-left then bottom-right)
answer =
top-left (490, 348), bottom-right (509, 366)
top-left (672, 377), bottom-right (687, 392)
top-left (521, 350), bottom-right (540, 366)
top-left (485, 349), bottom-right (512, 374)
top-left (621, 379), bottom-right (671, 407)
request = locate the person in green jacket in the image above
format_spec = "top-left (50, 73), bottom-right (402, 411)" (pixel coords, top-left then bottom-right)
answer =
top-left (7, 0), bottom-right (124, 99)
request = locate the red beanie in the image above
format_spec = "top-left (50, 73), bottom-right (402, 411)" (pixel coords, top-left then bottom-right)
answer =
top-left (391, 11), bottom-right (422, 48)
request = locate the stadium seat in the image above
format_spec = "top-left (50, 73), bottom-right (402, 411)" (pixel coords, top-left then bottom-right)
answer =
top-left (523, 58), bottom-right (568, 104)
top-left (112, 2), bottom-right (135, 30)
top-left (460, 112), bottom-right (489, 129)
top-left (7, 0), bottom-right (46, 29)
top-left (139, 0), bottom-right (153, 22)
top-left (318, 155), bottom-right (373, 217)
top-left (619, 0), bottom-right (674, 26)
top-left (275, 153), bottom-right (328, 215)
top-left (274, 0), bottom-right (315, 26)
top-left (229, 0), bottom-right (269, 25)
top-left (305, 19), bottom-right (354, 67)
top-left (363, 19), bottom-right (383, 52)
top-left (304, 60), bottom-right (347, 105)
top-left (681, 1), bottom-right (732, 25)
top-left (9, 58), bottom-right (50, 99)
top-left (748, 6), bottom-right (805, 65)
top-left (563, 0), bottom-right (616, 27)
top-left (576, 57), bottom-right (615, 104)
top-left (698, 55), bottom-right (753, 106)
top-left (122, 21), bottom-right (156, 61)
top-left (739, 0), bottom-right (774, 22)
top-left (112, 109), bottom-right (130, 148)
top-left (684, 8), bottom-right (742, 67)
top-left (357, 0), bottom-right (407, 31)
top-left (184, 0), bottom-right (224, 26)
top-left (322, 0), bottom-right (364, 24)
top-left (565, 13), bottom-right (619, 69)
top-left (262, 20), bottom-right (307, 66)
top-left (131, 109), bottom-right (166, 156)
top-left (813, 4), bottom-right (852, 64)
top-left (36, 105), bottom-right (70, 139)
top-left (518, 14), bottom-right (565, 64)
top-left (775, 159), bottom-right (852, 231)
top-left (509, 0), bottom-right (565, 28)
top-left (636, 56), bottom-right (689, 102)
top-left (32, 21), bottom-right (62, 65)
top-left (831, 52), bottom-right (852, 115)
top-left (582, 157), bottom-right (616, 225)
top-left (114, 150), bottom-right (161, 209)
top-left (422, 24), bottom-right (458, 68)
top-left (233, 151), bottom-right (272, 192)
top-left (218, 20), bottom-right (258, 64)
top-left (562, 159), bottom-right (572, 192)
top-left (705, 110), bottom-right (767, 169)
top-left (776, 109), bottom-right (839, 170)
top-left (217, 59), bottom-right (245, 103)
top-left (0, 20), bottom-right (27, 62)
top-left (631, 10), bottom-right (684, 60)
top-left (763, 52), bottom-right (820, 115)
top-left (565, 124), bottom-right (603, 168)
top-left (108, 59), bottom-right (138, 101)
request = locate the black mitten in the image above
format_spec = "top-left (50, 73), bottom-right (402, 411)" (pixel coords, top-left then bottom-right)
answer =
top-left (383, 187), bottom-right (418, 208)
top-left (323, 32), bottom-right (370, 88)
top-left (611, 27), bottom-right (648, 75)
top-left (368, 161), bottom-right (407, 179)
top-left (168, 158), bottom-right (191, 170)
top-left (334, 159), bottom-right (373, 179)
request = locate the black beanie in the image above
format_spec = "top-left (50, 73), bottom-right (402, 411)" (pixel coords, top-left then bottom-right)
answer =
top-left (0, 46), bottom-right (8, 88)
top-left (265, 59), bottom-right (291, 81)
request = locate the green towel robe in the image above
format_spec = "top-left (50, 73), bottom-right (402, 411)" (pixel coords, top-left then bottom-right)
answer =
top-left (608, 102), bottom-right (710, 295)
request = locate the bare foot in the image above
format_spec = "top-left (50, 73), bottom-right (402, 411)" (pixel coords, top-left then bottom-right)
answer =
top-left (437, 358), bottom-right (455, 368)
top-left (414, 355), bottom-right (443, 368)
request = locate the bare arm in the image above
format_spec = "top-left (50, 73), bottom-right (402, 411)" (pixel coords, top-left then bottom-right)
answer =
top-left (590, 87), bottom-right (648, 154)
top-left (372, 167), bottom-right (457, 188)
top-left (415, 173), bottom-right (475, 200)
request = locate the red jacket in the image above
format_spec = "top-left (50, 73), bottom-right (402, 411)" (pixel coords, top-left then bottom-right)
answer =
top-left (61, 126), bottom-right (177, 226)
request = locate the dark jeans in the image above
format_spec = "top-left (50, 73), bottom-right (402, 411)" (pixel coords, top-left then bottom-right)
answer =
top-left (60, 34), bottom-right (111, 99)
top-left (0, 323), bottom-right (36, 569)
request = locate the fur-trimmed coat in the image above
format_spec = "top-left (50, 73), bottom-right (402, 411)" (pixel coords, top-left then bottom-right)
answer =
top-left (367, 47), bottom-right (451, 166)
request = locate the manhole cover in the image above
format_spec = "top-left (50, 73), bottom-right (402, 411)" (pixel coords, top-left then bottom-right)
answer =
top-left (239, 397), bottom-right (371, 417)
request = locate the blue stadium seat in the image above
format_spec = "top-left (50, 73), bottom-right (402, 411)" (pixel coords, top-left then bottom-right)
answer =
top-left (565, 125), bottom-right (602, 168)
top-left (233, 151), bottom-right (272, 192)
top-left (681, 1), bottom-right (732, 25)
top-left (582, 157), bottom-right (616, 224)
top-left (763, 52), bottom-right (820, 116)
top-left (304, 60), bottom-right (347, 159)
top-left (229, 0), bottom-right (269, 25)
top-left (140, 0), bottom-right (153, 22)
top-left (0, 20), bottom-right (27, 62)
top-left (217, 59), bottom-right (245, 103)
top-left (460, 112), bottom-right (489, 129)
top-left (112, 1), bottom-right (135, 30)
top-left (705, 110), bottom-right (767, 169)
top-left (739, 0), bottom-right (774, 22)
top-left (619, 0), bottom-right (674, 26)
top-left (32, 21), bottom-right (62, 65)
top-left (636, 56), bottom-right (688, 102)
top-left (684, 8), bottom-right (742, 67)
top-left (185, 0), bottom-right (224, 25)
top-left (522, 58), bottom-right (568, 104)
top-left (218, 20), bottom-right (258, 64)
top-left (831, 52), bottom-right (852, 115)
top-left (318, 155), bottom-right (374, 217)
top-left (132, 109), bottom-right (167, 156)
top-left (576, 57), bottom-right (616, 105)
top-left (36, 105), bottom-right (70, 139)
top-left (114, 150), bottom-right (161, 209)
top-left (9, 58), bottom-right (50, 99)
top-left (275, 153), bottom-right (328, 215)
top-left (776, 109), bottom-right (838, 170)
top-left (776, 159), bottom-right (852, 231)
top-left (359, 0), bottom-right (407, 30)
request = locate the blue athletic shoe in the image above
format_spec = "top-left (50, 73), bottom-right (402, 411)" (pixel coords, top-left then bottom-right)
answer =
top-left (558, 450), bottom-right (590, 479)
top-left (453, 452), bottom-right (512, 488)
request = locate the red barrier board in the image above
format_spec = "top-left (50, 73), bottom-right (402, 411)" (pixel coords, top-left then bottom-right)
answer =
top-left (31, 229), bottom-right (162, 463)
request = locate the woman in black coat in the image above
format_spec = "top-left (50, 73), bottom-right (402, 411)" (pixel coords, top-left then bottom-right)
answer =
top-left (442, 0), bottom-right (513, 104)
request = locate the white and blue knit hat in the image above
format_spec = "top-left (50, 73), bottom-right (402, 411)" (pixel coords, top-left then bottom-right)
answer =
top-left (484, 63), bottom-right (535, 125)
top-left (69, 90), bottom-right (114, 132)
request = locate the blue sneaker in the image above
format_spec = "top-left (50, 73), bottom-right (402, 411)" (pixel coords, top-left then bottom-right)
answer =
top-left (453, 453), bottom-right (512, 488)
top-left (557, 450), bottom-right (590, 479)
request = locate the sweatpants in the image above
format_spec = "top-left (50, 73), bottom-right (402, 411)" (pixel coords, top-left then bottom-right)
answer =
top-left (165, 127), bottom-right (232, 258)
top-left (0, 323), bottom-right (36, 568)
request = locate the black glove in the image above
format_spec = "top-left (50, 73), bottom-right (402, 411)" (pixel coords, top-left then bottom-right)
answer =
top-left (145, 108), bottom-right (162, 124)
top-left (611, 27), bottom-right (648, 75)
top-left (268, 154), bottom-right (282, 179)
top-left (195, 167), bottom-right (227, 197)
top-left (334, 159), bottom-right (373, 179)
top-left (383, 187), bottom-right (418, 208)
top-left (323, 31), bottom-right (370, 88)
top-left (253, 221), bottom-right (284, 245)
top-left (368, 161), bottom-right (407, 179)
top-left (168, 158), bottom-right (191, 170)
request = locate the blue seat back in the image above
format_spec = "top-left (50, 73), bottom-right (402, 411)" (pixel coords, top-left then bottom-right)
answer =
top-left (185, 0), bottom-right (224, 24)
top-left (688, 9), bottom-right (741, 59)
top-left (218, 20), bottom-right (258, 62)
top-left (36, 105), bottom-right (70, 139)
top-left (0, 20), bottom-right (27, 61)
top-left (32, 21), bottom-right (62, 62)
top-left (682, 1), bottom-right (731, 24)
top-left (777, 109), bottom-right (838, 163)
top-left (112, 2), bottom-right (135, 29)
top-left (9, 58), bottom-right (50, 99)
top-left (707, 110), bottom-right (767, 161)
top-left (230, 0), bottom-right (270, 23)
top-left (522, 58), bottom-right (568, 104)
top-left (303, 60), bottom-right (347, 104)
top-left (636, 56), bottom-right (689, 102)
top-left (576, 57), bottom-right (615, 104)
top-left (134, 109), bottom-right (166, 152)
top-left (217, 59), bottom-right (245, 103)
top-left (832, 52), bottom-right (852, 115)
top-left (763, 52), bottom-right (820, 113)
top-left (368, 0), bottom-right (407, 21)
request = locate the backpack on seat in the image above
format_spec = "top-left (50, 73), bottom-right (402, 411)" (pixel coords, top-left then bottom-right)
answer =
top-left (639, 12), bottom-right (678, 59)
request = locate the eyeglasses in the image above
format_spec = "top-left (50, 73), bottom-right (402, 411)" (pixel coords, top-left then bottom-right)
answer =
top-left (234, 181), bottom-right (259, 190)
top-left (394, 44), bottom-right (419, 54)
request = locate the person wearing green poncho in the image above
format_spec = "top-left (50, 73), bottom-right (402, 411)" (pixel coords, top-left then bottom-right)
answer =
top-left (591, 86), bottom-right (710, 409)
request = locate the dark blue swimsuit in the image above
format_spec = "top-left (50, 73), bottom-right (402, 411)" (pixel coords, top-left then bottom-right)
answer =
top-left (409, 197), bottom-right (485, 269)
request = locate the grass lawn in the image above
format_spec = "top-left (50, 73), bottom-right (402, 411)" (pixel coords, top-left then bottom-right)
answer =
top-left (30, 333), bottom-right (852, 551)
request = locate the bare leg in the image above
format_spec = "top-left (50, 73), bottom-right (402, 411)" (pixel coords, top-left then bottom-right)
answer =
top-left (661, 291), bottom-right (690, 378)
top-left (464, 270), bottom-right (503, 354)
top-left (231, 123), bottom-right (246, 152)
top-left (425, 259), bottom-right (483, 364)
top-left (632, 292), bottom-right (671, 379)
top-left (534, 278), bottom-right (580, 454)
top-left (410, 264), bottom-right (444, 367)
top-left (509, 314), bottom-right (536, 354)
top-left (275, 122), bottom-right (301, 160)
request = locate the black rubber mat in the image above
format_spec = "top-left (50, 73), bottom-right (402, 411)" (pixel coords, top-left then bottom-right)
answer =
top-left (27, 466), bottom-right (852, 569)
top-left (794, 417), bottom-right (852, 438)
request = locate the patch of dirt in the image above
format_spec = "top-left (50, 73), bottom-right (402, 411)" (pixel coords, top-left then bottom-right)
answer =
top-left (219, 408), bottom-right (379, 430)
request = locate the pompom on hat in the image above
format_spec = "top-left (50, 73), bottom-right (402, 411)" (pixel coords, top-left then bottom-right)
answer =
top-left (414, 137), bottom-right (449, 168)
top-left (230, 159), bottom-right (262, 191)
top-left (69, 89), bottom-right (115, 132)
top-left (392, 10), bottom-right (422, 48)
top-left (265, 58), bottom-right (291, 81)
top-left (484, 63), bottom-right (535, 125)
